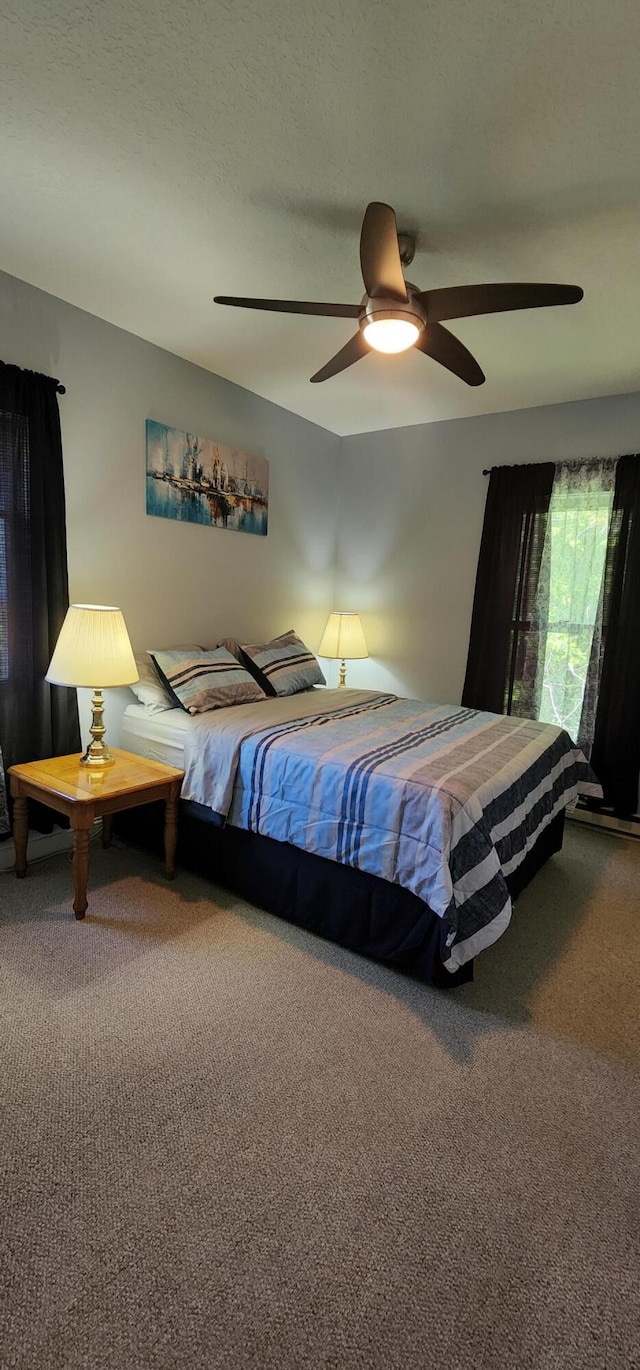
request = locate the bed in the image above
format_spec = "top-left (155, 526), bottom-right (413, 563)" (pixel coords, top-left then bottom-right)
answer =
top-left (117, 688), bottom-right (601, 986)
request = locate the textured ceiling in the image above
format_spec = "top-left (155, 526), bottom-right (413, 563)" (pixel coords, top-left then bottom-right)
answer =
top-left (2, 0), bottom-right (640, 435)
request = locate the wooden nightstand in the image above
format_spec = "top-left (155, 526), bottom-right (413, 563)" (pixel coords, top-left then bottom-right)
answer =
top-left (8, 749), bottom-right (184, 920)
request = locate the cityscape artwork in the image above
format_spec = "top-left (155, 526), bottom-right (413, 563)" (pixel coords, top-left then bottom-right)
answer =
top-left (145, 419), bottom-right (269, 536)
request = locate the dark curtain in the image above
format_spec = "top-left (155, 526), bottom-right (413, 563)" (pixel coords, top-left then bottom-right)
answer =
top-left (0, 362), bottom-right (80, 819)
top-left (462, 463), bottom-right (555, 714)
top-left (589, 454), bottom-right (640, 816)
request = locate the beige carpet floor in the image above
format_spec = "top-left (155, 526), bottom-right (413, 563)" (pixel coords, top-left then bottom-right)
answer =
top-left (0, 824), bottom-right (638, 1370)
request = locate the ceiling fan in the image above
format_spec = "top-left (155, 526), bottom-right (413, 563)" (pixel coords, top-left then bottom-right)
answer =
top-left (214, 202), bottom-right (583, 387)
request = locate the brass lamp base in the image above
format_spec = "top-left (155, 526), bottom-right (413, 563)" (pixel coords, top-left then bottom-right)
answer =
top-left (338, 659), bottom-right (347, 687)
top-left (80, 689), bottom-right (115, 768)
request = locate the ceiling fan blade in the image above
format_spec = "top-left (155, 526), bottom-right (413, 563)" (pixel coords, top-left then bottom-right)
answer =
top-left (418, 282), bottom-right (583, 322)
top-left (310, 331), bottom-right (370, 383)
top-left (417, 322), bottom-right (485, 386)
top-left (359, 202), bottom-right (408, 303)
top-left (214, 296), bottom-right (361, 319)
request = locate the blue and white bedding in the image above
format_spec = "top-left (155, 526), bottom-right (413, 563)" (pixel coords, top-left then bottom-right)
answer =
top-left (178, 688), bottom-right (601, 972)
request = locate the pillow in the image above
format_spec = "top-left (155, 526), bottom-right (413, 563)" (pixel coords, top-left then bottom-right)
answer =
top-left (129, 647), bottom-right (201, 713)
top-left (240, 630), bottom-right (326, 698)
top-left (216, 637), bottom-right (243, 662)
top-left (149, 647), bottom-right (266, 715)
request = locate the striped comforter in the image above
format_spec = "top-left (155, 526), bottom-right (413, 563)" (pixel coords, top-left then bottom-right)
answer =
top-left (183, 689), bottom-right (601, 971)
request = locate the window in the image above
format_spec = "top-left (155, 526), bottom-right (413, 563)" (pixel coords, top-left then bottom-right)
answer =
top-left (463, 452), bottom-right (640, 813)
top-left (0, 410), bottom-right (13, 683)
top-left (537, 480), bottom-right (613, 736)
top-left (516, 457), bottom-right (618, 755)
top-left (0, 363), bottom-right (80, 785)
top-left (0, 407), bottom-right (29, 685)
top-left (0, 515), bottom-right (7, 682)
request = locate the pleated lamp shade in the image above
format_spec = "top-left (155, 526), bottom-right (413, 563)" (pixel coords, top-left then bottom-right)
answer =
top-left (318, 611), bottom-right (368, 661)
top-left (46, 605), bottom-right (139, 687)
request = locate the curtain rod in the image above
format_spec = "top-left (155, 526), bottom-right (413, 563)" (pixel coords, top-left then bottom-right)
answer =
top-left (0, 360), bottom-right (66, 394)
top-left (482, 467), bottom-right (491, 475)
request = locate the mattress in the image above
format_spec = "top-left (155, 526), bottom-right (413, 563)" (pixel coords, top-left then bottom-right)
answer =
top-left (120, 703), bottom-right (192, 769)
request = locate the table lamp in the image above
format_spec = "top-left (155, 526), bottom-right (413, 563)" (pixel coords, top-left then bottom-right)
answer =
top-left (46, 604), bottom-right (138, 767)
top-left (318, 611), bottom-right (368, 687)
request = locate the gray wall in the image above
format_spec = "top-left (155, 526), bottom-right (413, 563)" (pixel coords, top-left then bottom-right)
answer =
top-left (0, 268), bottom-right (340, 739)
top-left (0, 270), bottom-right (339, 653)
top-left (335, 392), bottom-right (640, 702)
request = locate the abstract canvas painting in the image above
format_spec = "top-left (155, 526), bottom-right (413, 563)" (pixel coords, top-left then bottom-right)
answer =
top-left (146, 420), bottom-right (269, 536)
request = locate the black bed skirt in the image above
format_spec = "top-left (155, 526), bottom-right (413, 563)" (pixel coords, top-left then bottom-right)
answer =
top-left (115, 802), bottom-right (565, 989)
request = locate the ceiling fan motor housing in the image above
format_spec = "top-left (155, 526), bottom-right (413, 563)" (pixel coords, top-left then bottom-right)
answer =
top-left (359, 289), bottom-right (426, 335)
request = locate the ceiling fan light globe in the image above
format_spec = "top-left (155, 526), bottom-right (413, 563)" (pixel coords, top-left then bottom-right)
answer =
top-left (363, 318), bottom-right (421, 354)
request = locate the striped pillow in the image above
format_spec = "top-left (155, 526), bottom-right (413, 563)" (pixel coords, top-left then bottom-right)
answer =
top-left (240, 630), bottom-right (326, 697)
top-left (149, 648), bottom-right (266, 714)
top-left (131, 646), bottom-right (201, 713)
